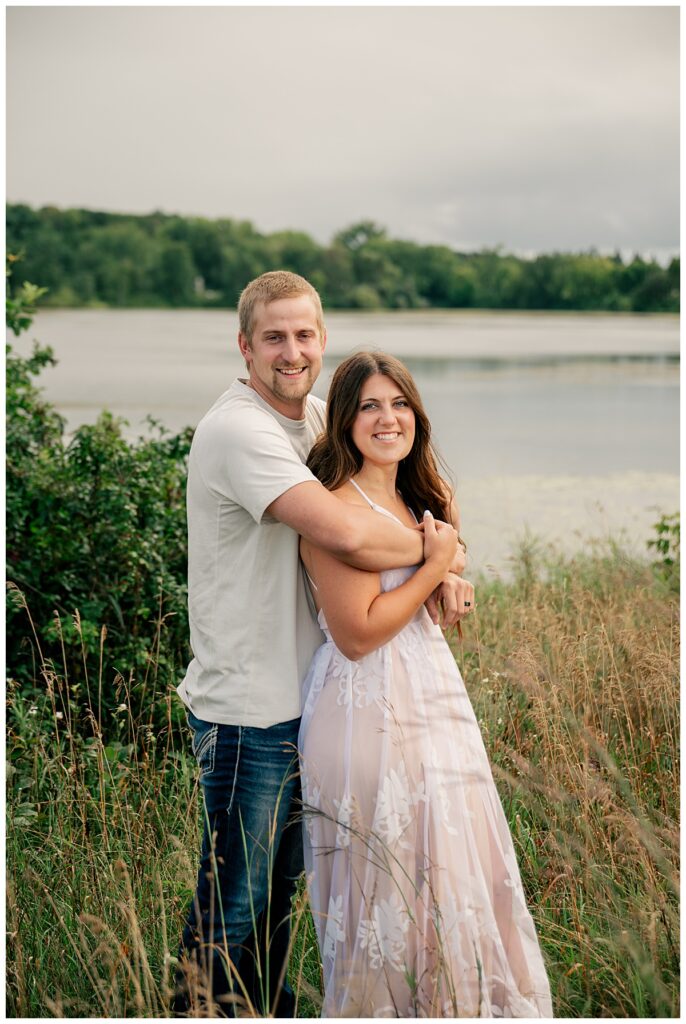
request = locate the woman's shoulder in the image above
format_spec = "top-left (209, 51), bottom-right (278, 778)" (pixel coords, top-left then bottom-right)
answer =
top-left (330, 480), bottom-right (370, 508)
top-left (299, 481), bottom-right (368, 562)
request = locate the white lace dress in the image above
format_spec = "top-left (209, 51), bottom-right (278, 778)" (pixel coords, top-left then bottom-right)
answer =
top-left (298, 484), bottom-right (553, 1018)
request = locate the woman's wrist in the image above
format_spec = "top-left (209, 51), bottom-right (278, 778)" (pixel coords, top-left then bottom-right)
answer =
top-left (423, 553), bottom-right (452, 584)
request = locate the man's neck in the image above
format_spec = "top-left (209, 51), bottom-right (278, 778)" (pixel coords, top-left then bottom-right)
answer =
top-left (243, 377), bottom-right (307, 420)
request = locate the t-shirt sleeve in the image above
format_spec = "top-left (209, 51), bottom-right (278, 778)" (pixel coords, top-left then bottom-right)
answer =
top-left (196, 406), bottom-right (318, 523)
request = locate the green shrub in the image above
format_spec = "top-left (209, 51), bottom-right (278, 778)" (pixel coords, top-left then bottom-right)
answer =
top-left (6, 267), bottom-right (193, 743)
top-left (648, 512), bottom-right (680, 592)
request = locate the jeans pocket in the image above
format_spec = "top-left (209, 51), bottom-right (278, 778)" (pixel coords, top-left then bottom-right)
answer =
top-left (187, 713), bottom-right (218, 778)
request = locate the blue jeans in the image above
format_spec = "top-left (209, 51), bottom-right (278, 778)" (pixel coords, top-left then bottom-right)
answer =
top-left (174, 712), bottom-right (303, 1017)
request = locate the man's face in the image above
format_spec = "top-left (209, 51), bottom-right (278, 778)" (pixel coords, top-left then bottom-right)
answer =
top-left (238, 295), bottom-right (326, 418)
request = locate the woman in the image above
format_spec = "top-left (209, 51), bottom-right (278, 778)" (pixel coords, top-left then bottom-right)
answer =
top-left (298, 352), bottom-right (552, 1018)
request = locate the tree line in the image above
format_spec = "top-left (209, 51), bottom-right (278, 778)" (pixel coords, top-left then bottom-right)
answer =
top-left (7, 202), bottom-right (679, 313)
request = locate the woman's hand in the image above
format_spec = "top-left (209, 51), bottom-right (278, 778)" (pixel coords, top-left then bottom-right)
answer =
top-left (426, 574), bottom-right (475, 628)
top-left (422, 511), bottom-right (458, 573)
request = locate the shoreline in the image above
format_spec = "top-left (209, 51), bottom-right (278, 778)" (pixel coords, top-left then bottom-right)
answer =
top-left (459, 471), bottom-right (679, 576)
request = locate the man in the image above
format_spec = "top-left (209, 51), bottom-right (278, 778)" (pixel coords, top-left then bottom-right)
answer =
top-left (174, 271), bottom-right (466, 1017)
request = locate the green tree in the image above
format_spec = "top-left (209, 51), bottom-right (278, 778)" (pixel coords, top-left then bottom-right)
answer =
top-left (632, 268), bottom-right (677, 312)
top-left (5, 203), bottom-right (680, 313)
top-left (318, 244), bottom-right (355, 307)
top-left (186, 218), bottom-right (227, 295)
top-left (155, 240), bottom-right (196, 306)
top-left (553, 254), bottom-right (621, 310)
top-left (78, 222), bottom-right (156, 306)
top-left (334, 220), bottom-right (387, 253)
top-left (268, 230), bottom-right (322, 281)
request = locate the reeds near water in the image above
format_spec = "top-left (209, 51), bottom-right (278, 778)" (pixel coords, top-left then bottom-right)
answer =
top-left (6, 541), bottom-right (679, 1018)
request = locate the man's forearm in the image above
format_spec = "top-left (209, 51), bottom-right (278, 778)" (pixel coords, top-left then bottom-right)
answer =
top-left (336, 507), bottom-right (423, 571)
top-left (448, 542), bottom-right (467, 576)
top-left (446, 494), bottom-right (466, 575)
top-left (268, 480), bottom-right (423, 569)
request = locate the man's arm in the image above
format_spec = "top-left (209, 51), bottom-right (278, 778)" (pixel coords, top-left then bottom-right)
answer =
top-left (425, 488), bottom-right (469, 626)
top-left (268, 481), bottom-right (424, 571)
top-left (447, 494), bottom-right (467, 575)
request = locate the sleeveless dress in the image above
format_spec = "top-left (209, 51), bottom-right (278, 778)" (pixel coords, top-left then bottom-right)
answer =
top-left (298, 481), bottom-right (553, 1018)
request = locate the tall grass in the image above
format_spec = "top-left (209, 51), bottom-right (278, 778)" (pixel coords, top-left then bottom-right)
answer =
top-left (6, 539), bottom-right (679, 1017)
top-left (456, 540), bottom-right (679, 1017)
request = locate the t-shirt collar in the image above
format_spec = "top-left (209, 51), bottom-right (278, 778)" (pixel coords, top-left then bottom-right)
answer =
top-left (234, 378), bottom-right (309, 431)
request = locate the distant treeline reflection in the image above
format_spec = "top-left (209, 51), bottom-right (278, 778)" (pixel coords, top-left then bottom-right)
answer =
top-left (7, 204), bottom-right (679, 313)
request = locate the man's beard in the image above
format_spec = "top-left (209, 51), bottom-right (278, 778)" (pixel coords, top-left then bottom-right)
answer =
top-left (270, 365), bottom-right (315, 402)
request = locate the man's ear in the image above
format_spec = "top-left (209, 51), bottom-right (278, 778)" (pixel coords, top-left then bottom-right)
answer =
top-left (320, 328), bottom-right (327, 354)
top-left (238, 332), bottom-right (252, 363)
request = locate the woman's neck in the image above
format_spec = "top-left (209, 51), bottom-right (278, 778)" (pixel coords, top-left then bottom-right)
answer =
top-left (352, 461), bottom-right (400, 503)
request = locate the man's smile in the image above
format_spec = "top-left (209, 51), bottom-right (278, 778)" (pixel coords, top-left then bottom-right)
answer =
top-left (276, 367), bottom-right (308, 377)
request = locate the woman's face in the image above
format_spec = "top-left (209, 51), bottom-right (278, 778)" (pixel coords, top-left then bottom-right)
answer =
top-left (350, 373), bottom-right (416, 468)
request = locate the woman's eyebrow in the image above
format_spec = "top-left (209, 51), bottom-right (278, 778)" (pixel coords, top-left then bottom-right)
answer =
top-left (360, 393), bottom-right (406, 403)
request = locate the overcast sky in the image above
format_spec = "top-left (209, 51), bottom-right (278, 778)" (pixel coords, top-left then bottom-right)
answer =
top-left (6, 5), bottom-right (680, 259)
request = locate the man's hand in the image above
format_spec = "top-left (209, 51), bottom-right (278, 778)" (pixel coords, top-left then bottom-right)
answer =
top-left (449, 539), bottom-right (467, 576)
top-left (425, 575), bottom-right (475, 628)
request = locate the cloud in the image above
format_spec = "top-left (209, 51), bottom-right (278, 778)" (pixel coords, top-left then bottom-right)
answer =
top-left (6, 6), bottom-right (679, 255)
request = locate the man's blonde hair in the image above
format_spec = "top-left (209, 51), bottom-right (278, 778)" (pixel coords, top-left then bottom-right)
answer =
top-left (238, 271), bottom-right (325, 343)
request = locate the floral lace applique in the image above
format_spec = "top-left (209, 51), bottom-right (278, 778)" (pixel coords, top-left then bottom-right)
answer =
top-left (373, 760), bottom-right (425, 847)
top-left (303, 791), bottom-right (321, 843)
top-left (322, 893), bottom-right (346, 962)
top-left (333, 792), bottom-right (362, 849)
top-left (357, 892), bottom-right (410, 972)
top-left (395, 620), bottom-right (424, 660)
top-left (502, 849), bottom-right (528, 907)
top-left (331, 647), bottom-right (387, 709)
top-left (352, 660), bottom-right (386, 707)
top-left (435, 891), bottom-right (475, 969)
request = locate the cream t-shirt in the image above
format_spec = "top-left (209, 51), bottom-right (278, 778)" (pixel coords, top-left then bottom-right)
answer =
top-left (177, 379), bottom-right (326, 727)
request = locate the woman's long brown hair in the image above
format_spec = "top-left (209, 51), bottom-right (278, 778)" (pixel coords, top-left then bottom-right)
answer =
top-left (307, 351), bottom-right (454, 522)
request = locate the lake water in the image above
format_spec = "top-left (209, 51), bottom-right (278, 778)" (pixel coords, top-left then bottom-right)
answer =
top-left (14, 309), bottom-right (680, 575)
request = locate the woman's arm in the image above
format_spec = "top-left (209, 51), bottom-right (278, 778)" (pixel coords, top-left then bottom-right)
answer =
top-left (302, 513), bottom-right (457, 661)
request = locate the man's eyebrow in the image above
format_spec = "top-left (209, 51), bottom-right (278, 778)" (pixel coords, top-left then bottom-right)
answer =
top-left (261, 326), bottom-right (315, 335)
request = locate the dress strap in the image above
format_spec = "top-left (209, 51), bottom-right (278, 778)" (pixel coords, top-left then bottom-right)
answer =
top-left (348, 477), bottom-right (376, 509)
top-left (300, 561), bottom-right (320, 621)
top-left (348, 477), bottom-right (408, 527)
top-left (304, 567), bottom-right (318, 592)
